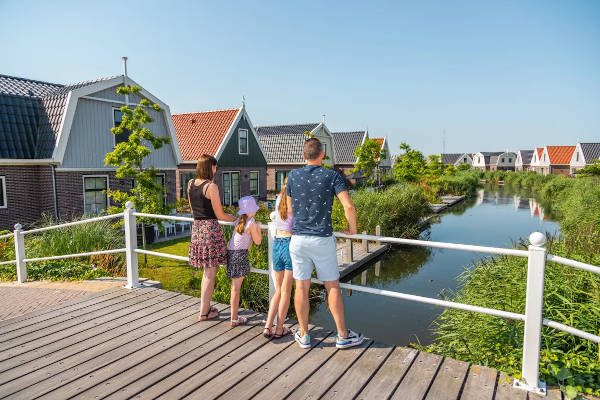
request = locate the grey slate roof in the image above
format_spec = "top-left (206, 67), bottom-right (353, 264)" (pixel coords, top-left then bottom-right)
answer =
top-left (441, 153), bottom-right (462, 165)
top-left (331, 131), bottom-right (366, 164)
top-left (0, 74), bottom-right (116, 159)
top-left (478, 151), bottom-right (502, 165)
top-left (580, 143), bottom-right (600, 163)
top-left (518, 150), bottom-right (534, 165)
top-left (256, 123), bottom-right (319, 163)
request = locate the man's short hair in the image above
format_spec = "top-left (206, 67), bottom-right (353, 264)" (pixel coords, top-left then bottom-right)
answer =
top-left (303, 138), bottom-right (323, 160)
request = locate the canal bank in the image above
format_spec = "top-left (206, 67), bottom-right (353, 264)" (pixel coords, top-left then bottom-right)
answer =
top-left (309, 185), bottom-right (559, 346)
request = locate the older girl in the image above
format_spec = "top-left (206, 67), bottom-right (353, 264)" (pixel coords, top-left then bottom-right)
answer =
top-left (263, 178), bottom-right (293, 338)
top-left (188, 154), bottom-right (236, 321)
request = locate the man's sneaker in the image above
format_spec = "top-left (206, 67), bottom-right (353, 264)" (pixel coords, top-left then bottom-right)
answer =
top-left (294, 330), bottom-right (311, 349)
top-left (336, 330), bottom-right (365, 349)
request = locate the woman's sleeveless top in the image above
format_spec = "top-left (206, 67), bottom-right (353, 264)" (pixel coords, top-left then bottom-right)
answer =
top-left (189, 180), bottom-right (217, 220)
top-left (274, 195), bottom-right (293, 232)
top-left (228, 217), bottom-right (256, 251)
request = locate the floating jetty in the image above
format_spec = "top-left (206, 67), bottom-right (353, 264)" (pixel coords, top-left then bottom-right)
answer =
top-left (428, 195), bottom-right (466, 214)
top-left (336, 226), bottom-right (389, 279)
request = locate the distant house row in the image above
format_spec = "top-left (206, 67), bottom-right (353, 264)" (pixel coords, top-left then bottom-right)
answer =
top-left (0, 72), bottom-right (389, 230)
top-left (442, 143), bottom-right (600, 175)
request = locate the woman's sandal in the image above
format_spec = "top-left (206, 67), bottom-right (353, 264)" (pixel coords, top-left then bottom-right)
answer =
top-left (262, 327), bottom-right (273, 338)
top-left (273, 326), bottom-right (291, 339)
top-left (230, 316), bottom-right (248, 327)
top-left (198, 306), bottom-right (220, 321)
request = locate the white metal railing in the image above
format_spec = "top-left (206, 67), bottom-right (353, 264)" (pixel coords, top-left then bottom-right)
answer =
top-left (3, 200), bottom-right (599, 395)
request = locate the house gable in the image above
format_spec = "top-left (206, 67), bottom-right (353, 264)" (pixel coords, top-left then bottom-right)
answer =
top-left (216, 111), bottom-right (267, 167)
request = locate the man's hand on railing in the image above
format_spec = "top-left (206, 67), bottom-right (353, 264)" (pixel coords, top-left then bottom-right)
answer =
top-left (342, 227), bottom-right (357, 236)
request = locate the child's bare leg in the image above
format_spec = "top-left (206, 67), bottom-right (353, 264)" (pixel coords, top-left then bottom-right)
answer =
top-left (275, 270), bottom-right (294, 333)
top-left (230, 277), bottom-right (245, 321)
top-left (265, 271), bottom-right (284, 330)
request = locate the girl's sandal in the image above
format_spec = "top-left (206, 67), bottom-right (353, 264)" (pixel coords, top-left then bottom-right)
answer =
top-left (230, 316), bottom-right (248, 327)
top-left (262, 327), bottom-right (273, 338)
top-left (198, 307), bottom-right (220, 321)
top-left (273, 326), bottom-right (291, 339)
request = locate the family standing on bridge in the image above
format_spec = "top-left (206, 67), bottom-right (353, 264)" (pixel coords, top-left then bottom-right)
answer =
top-left (187, 138), bottom-right (365, 350)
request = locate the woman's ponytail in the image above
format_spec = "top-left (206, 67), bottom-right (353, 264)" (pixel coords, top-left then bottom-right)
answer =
top-left (278, 177), bottom-right (289, 220)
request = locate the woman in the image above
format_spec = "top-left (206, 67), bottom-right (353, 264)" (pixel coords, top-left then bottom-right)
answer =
top-left (188, 154), bottom-right (236, 321)
top-left (263, 178), bottom-right (294, 338)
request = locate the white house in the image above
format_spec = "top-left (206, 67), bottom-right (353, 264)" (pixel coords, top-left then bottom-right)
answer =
top-left (569, 142), bottom-right (600, 174)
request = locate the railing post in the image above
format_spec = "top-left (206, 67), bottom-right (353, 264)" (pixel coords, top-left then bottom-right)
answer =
top-left (514, 232), bottom-right (547, 395)
top-left (13, 224), bottom-right (26, 283)
top-left (375, 225), bottom-right (381, 246)
top-left (344, 238), bottom-right (353, 262)
top-left (123, 201), bottom-right (141, 289)
top-left (267, 221), bottom-right (276, 304)
top-left (361, 231), bottom-right (368, 252)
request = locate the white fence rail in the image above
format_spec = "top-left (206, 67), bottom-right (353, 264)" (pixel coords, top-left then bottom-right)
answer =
top-left (2, 200), bottom-right (599, 395)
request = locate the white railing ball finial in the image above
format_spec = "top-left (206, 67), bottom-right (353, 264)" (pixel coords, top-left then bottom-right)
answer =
top-left (14, 223), bottom-right (22, 231)
top-left (529, 232), bottom-right (546, 247)
top-left (125, 201), bottom-right (134, 210)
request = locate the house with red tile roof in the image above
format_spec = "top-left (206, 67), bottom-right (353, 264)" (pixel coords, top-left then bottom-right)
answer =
top-left (538, 146), bottom-right (576, 176)
top-left (173, 105), bottom-right (268, 205)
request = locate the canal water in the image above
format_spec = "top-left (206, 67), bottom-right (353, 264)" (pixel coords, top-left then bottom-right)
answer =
top-left (309, 186), bottom-right (559, 346)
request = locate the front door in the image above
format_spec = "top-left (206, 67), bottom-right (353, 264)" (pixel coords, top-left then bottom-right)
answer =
top-left (222, 172), bottom-right (240, 206)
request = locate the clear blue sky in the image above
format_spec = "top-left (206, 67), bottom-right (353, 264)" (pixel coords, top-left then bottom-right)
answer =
top-left (1, 0), bottom-right (599, 156)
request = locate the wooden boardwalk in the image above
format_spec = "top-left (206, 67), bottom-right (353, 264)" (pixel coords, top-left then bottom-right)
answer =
top-left (336, 239), bottom-right (388, 280)
top-left (0, 287), bottom-right (564, 400)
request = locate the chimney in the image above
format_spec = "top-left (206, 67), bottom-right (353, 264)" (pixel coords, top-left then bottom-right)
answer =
top-left (322, 114), bottom-right (326, 124)
top-left (122, 56), bottom-right (128, 77)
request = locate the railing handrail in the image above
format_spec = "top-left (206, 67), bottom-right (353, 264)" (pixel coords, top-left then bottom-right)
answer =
top-left (5, 204), bottom-right (600, 395)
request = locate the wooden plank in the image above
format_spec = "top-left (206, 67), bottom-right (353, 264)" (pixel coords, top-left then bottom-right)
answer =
top-left (0, 286), bottom-right (124, 329)
top-left (391, 351), bottom-right (443, 400)
top-left (134, 321), bottom-right (279, 400)
top-left (425, 357), bottom-right (470, 400)
top-left (356, 346), bottom-right (418, 400)
top-left (0, 291), bottom-right (187, 381)
top-left (0, 288), bottom-right (165, 357)
top-left (220, 328), bottom-right (333, 400)
top-left (252, 330), bottom-right (339, 400)
top-left (320, 343), bottom-right (394, 400)
top-left (180, 322), bottom-right (301, 400)
top-left (459, 365), bottom-right (497, 400)
top-left (0, 287), bottom-right (135, 335)
top-left (494, 373), bottom-right (527, 400)
top-left (0, 295), bottom-right (217, 399)
top-left (104, 316), bottom-right (268, 400)
top-left (286, 339), bottom-right (373, 400)
top-left (545, 388), bottom-right (564, 400)
top-left (69, 310), bottom-right (261, 399)
top-left (0, 288), bottom-right (157, 346)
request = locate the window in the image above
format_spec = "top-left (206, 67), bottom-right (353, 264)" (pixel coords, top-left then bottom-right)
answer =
top-left (222, 172), bottom-right (240, 206)
top-left (576, 152), bottom-right (579, 161)
top-left (509, 158), bottom-right (512, 163)
top-left (544, 154), bottom-right (547, 161)
top-left (83, 176), bottom-right (108, 214)
top-left (0, 176), bottom-right (6, 209)
top-left (502, 158), bottom-right (505, 163)
top-left (238, 129), bottom-right (248, 154)
top-left (275, 170), bottom-right (290, 192)
top-left (113, 109), bottom-right (131, 145)
top-left (179, 171), bottom-right (196, 199)
top-left (155, 173), bottom-right (167, 208)
top-left (463, 157), bottom-right (467, 162)
top-left (323, 142), bottom-right (327, 156)
top-left (249, 171), bottom-right (259, 197)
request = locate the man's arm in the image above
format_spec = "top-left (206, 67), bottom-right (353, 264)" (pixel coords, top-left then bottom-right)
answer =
top-left (336, 190), bottom-right (357, 235)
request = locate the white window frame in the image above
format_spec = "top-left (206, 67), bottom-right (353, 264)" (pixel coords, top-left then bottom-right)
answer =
top-left (0, 176), bottom-right (6, 209)
top-left (222, 171), bottom-right (241, 206)
top-left (82, 175), bottom-right (109, 215)
top-left (238, 129), bottom-right (249, 155)
top-left (249, 171), bottom-right (259, 197)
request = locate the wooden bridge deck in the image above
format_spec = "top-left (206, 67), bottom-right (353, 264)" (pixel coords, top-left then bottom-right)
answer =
top-left (0, 286), bottom-right (564, 400)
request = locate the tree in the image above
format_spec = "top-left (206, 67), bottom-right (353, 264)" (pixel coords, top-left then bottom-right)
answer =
top-left (456, 163), bottom-right (471, 171)
top-left (104, 85), bottom-right (171, 262)
top-left (425, 154), bottom-right (446, 179)
top-left (352, 138), bottom-right (388, 185)
top-left (393, 142), bottom-right (427, 183)
top-left (576, 159), bottom-right (600, 176)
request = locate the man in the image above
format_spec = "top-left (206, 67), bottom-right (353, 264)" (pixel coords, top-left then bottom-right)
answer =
top-left (286, 138), bottom-right (364, 349)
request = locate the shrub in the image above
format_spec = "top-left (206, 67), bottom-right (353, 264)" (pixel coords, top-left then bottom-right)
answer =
top-left (332, 183), bottom-right (430, 237)
top-left (429, 170), bottom-right (480, 196)
top-left (0, 261), bottom-right (110, 281)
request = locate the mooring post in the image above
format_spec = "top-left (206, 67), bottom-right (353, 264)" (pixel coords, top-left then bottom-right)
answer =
top-left (344, 238), bottom-right (353, 262)
top-left (375, 225), bottom-right (381, 246)
top-left (362, 231), bottom-right (368, 252)
top-left (514, 232), bottom-right (547, 395)
top-left (13, 224), bottom-right (26, 283)
top-left (123, 201), bottom-right (141, 289)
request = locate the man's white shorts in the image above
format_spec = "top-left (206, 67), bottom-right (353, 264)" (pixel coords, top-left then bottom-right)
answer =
top-left (289, 235), bottom-right (339, 282)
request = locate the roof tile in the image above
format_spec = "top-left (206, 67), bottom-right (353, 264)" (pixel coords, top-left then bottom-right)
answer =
top-left (546, 146), bottom-right (575, 165)
top-left (331, 131), bottom-right (366, 164)
top-left (257, 123), bottom-right (319, 163)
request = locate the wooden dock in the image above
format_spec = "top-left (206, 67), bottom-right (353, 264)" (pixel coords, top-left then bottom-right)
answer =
top-left (429, 195), bottom-right (467, 214)
top-left (0, 286), bottom-right (565, 399)
top-left (336, 231), bottom-right (389, 280)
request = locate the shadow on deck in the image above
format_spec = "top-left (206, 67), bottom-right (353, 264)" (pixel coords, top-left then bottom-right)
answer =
top-left (0, 287), bottom-right (564, 399)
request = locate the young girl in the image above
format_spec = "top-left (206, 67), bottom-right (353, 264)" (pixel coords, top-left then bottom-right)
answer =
top-left (227, 196), bottom-right (262, 326)
top-left (263, 178), bottom-right (294, 338)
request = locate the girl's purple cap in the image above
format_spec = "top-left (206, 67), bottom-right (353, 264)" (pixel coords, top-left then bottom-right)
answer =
top-left (238, 196), bottom-right (259, 215)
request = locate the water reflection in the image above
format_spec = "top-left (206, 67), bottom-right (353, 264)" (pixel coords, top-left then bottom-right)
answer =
top-left (309, 185), bottom-right (559, 346)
